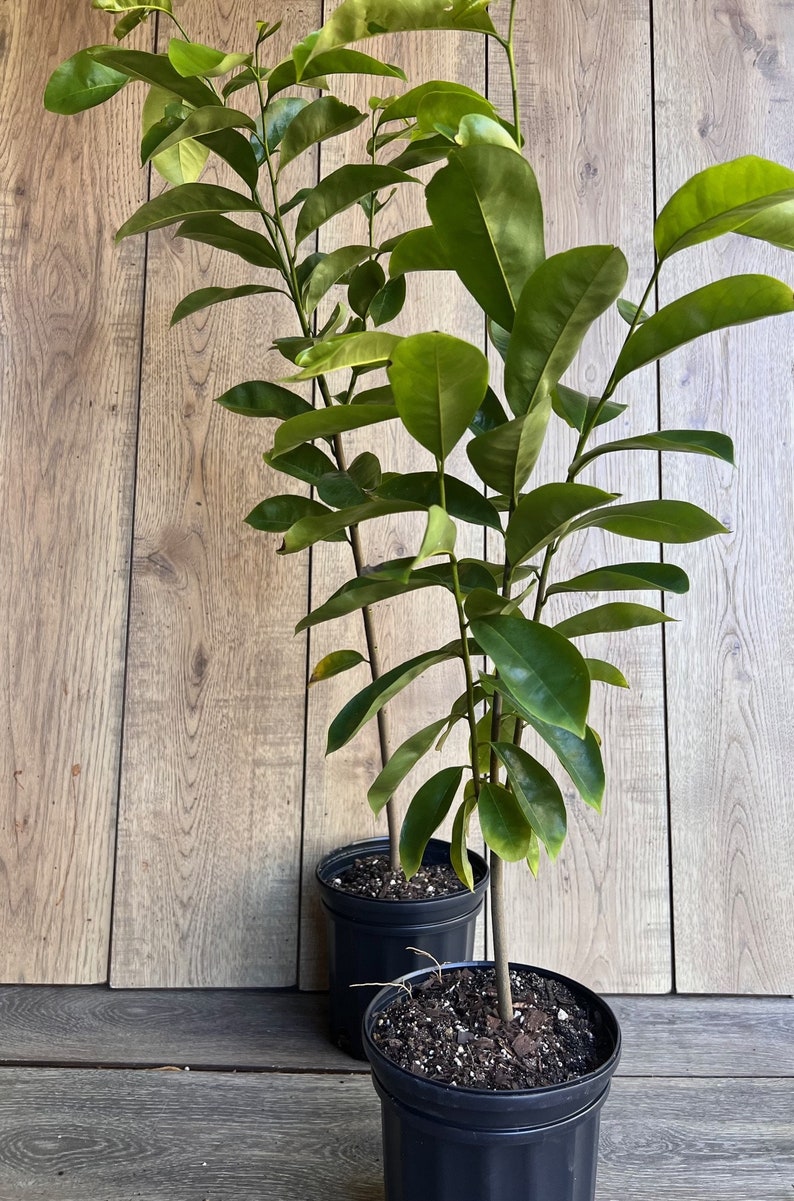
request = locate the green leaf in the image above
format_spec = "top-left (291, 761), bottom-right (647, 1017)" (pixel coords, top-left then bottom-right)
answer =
top-left (388, 226), bottom-right (452, 276)
top-left (273, 403), bottom-right (398, 456)
top-left (214, 380), bottom-right (312, 419)
top-left (505, 483), bottom-right (617, 567)
top-left (303, 245), bottom-right (374, 314)
top-left (456, 113), bottom-right (520, 152)
top-left (505, 246), bottom-right (629, 416)
top-left (377, 472), bottom-right (502, 532)
top-left (492, 743), bottom-right (567, 860)
top-left (244, 494), bottom-right (333, 532)
top-left (266, 444), bottom-right (337, 485)
top-left (291, 331), bottom-right (401, 378)
top-left (585, 658), bottom-right (629, 688)
top-left (387, 332), bottom-right (489, 461)
top-left (139, 102), bottom-right (210, 186)
top-left (348, 260), bottom-right (386, 318)
top-left (655, 155), bottom-right (794, 261)
top-left (467, 399), bottom-right (551, 498)
top-left (295, 164), bottom-right (416, 244)
top-left (572, 429), bottom-right (734, 475)
top-left (89, 48), bottom-right (218, 108)
top-left (304, 0), bottom-right (496, 72)
top-left (547, 561), bottom-right (690, 596)
top-left (612, 275), bottom-right (794, 387)
top-left (555, 602), bottom-right (674, 639)
top-left (426, 145), bottom-right (545, 331)
top-left (569, 499), bottom-right (729, 543)
top-left (617, 298), bottom-right (650, 325)
top-left (400, 766), bottom-right (465, 878)
top-left (279, 96), bottom-right (367, 171)
top-left (551, 385), bottom-right (626, 433)
top-left (142, 106), bottom-right (255, 164)
top-left (309, 649), bottom-right (366, 685)
top-left (471, 615), bottom-right (590, 736)
top-left (44, 48), bottom-right (129, 114)
top-left (379, 80), bottom-right (488, 123)
top-left (116, 183), bottom-right (258, 241)
top-left (170, 283), bottom-right (284, 326)
top-left (736, 199), bottom-right (794, 252)
top-left (114, 9), bottom-right (149, 39)
top-left (409, 505), bottom-right (457, 570)
top-left (280, 498), bottom-right (425, 554)
top-left (348, 452), bottom-right (382, 490)
top-left (167, 39), bottom-right (250, 79)
top-left (389, 134), bottom-right (452, 172)
top-left (316, 470), bottom-right (367, 508)
top-left (327, 643), bottom-right (461, 753)
top-left (478, 782), bottom-right (532, 861)
top-left (469, 386), bottom-right (508, 435)
top-left (176, 215), bottom-right (281, 270)
top-left (367, 718), bottom-right (450, 814)
top-left (257, 97), bottom-right (310, 157)
top-left (370, 275), bottom-right (406, 325)
top-left (451, 791), bottom-right (477, 890)
top-left (415, 89), bottom-right (496, 137)
top-left (499, 696), bottom-right (605, 811)
top-left (266, 43), bottom-right (405, 97)
top-left (93, 0), bottom-right (170, 9)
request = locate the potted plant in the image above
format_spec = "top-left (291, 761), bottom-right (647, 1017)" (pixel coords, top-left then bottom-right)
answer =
top-left (46, 0), bottom-right (794, 1194)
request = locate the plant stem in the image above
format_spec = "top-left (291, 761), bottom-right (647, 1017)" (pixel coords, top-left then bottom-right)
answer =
top-left (490, 855), bottom-right (514, 1020)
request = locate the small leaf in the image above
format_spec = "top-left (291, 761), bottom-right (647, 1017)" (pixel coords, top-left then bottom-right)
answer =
top-left (467, 400), bottom-right (551, 499)
top-left (167, 39), bottom-right (250, 79)
top-left (409, 505), bottom-right (457, 570)
top-left (586, 659), bottom-right (629, 688)
top-left (214, 380), bottom-right (312, 419)
top-left (176, 215), bottom-right (281, 270)
top-left (279, 95), bottom-right (367, 170)
top-left (388, 226), bottom-right (452, 276)
top-left (497, 693), bottom-right (605, 811)
top-left (367, 718), bottom-right (450, 814)
top-left (555, 602), bottom-right (674, 639)
top-left (295, 164), bottom-right (416, 244)
top-left (369, 275), bottom-right (406, 325)
top-left (348, 259), bottom-right (386, 318)
top-left (451, 791), bottom-right (478, 890)
top-left (309, 649), bottom-right (366, 685)
top-left (387, 332), bottom-right (489, 461)
top-left (141, 105), bottom-right (256, 163)
top-left (303, 244), bottom-right (374, 314)
top-left (617, 298), bottom-right (650, 325)
top-left (257, 96), bottom-right (310, 156)
top-left (44, 48), bottom-right (129, 114)
top-left (400, 767), bottom-right (465, 878)
top-left (273, 402), bottom-right (398, 456)
top-left (492, 743), bottom-right (567, 860)
top-left (551, 385), bottom-right (626, 433)
top-left (264, 445), bottom-right (337, 485)
top-left (290, 331), bottom-right (401, 378)
top-left (478, 782), bottom-right (532, 862)
top-left (456, 113), bottom-right (520, 152)
top-left (171, 283), bottom-right (284, 325)
top-left (505, 483), bottom-right (617, 567)
top-left (245, 494), bottom-right (333, 532)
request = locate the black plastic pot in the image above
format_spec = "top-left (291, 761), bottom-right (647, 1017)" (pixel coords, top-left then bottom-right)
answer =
top-left (363, 961), bottom-right (621, 1201)
top-left (316, 838), bottom-right (489, 1059)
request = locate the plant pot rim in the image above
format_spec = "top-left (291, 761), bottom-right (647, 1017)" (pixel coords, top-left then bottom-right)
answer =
top-left (363, 959), bottom-right (621, 1101)
top-left (316, 836), bottom-right (489, 908)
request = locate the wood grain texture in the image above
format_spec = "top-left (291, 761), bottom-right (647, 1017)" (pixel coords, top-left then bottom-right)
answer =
top-left (486, 2), bottom-right (672, 992)
top-left (110, 3), bottom-right (317, 987)
top-left (298, 12), bottom-right (488, 988)
top-left (0, 987), bottom-right (792, 1078)
top-left (0, 1068), bottom-right (791, 1200)
top-left (0, 6), bottom-right (149, 981)
top-left (654, 2), bottom-right (794, 992)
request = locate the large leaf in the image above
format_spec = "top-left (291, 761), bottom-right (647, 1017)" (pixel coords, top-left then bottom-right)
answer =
top-left (377, 472), bottom-right (502, 532)
top-left (171, 283), bottom-right (284, 325)
top-left (303, 244), bottom-right (374, 314)
top-left (116, 183), bottom-right (259, 241)
top-left (555, 602), bottom-right (673, 638)
top-left (547, 562), bottom-right (690, 596)
top-left (368, 717), bottom-right (450, 814)
top-left (505, 483), bottom-right (617, 567)
top-left (492, 743), bottom-right (567, 860)
top-left (478, 782), bottom-right (533, 861)
top-left (89, 48), bottom-right (219, 108)
top-left (280, 497), bottom-right (425, 554)
top-left (400, 766), bottom-right (465, 878)
top-left (295, 164), bottom-right (416, 244)
top-left (303, 0), bottom-right (496, 72)
top-left (273, 403), bottom-right (398, 456)
top-left (612, 275), bottom-right (794, 387)
top-left (142, 105), bottom-right (255, 164)
top-left (572, 429), bottom-right (734, 474)
top-left (327, 643), bottom-right (461, 753)
top-left (504, 246), bottom-right (628, 416)
top-left (471, 615), bottom-right (591, 736)
top-left (520, 709), bottom-right (604, 811)
top-left (244, 494), bottom-right (334, 532)
top-left (569, 499), bottom-right (728, 543)
top-left (44, 48), bottom-right (129, 114)
top-left (426, 145), bottom-right (544, 331)
top-left (291, 331), bottom-right (401, 378)
top-left (214, 380), bottom-right (312, 419)
top-left (466, 399), bottom-right (551, 498)
top-left (387, 333), bottom-right (489, 461)
top-left (279, 96), bottom-right (367, 170)
top-left (654, 155), bottom-right (794, 261)
top-left (176, 215), bottom-right (282, 270)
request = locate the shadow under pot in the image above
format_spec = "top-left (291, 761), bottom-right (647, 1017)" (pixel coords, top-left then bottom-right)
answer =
top-left (363, 961), bottom-right (621, 1201)
top-left (316, 837), bottom-right (489, 1060)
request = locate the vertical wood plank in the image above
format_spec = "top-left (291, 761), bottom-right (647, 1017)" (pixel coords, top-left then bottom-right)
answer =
top-left (110, 2), bottom-right (316, 986)
top-left (489, 1), bottom-right (672, 991)
top-left (0, 5), bottom-right (148, 980)
top-left (655, 0), bottom-right (794, 992)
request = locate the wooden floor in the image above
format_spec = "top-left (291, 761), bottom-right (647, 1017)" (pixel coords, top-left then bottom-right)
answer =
top-left (0, 989), bottom-right (791, 1200)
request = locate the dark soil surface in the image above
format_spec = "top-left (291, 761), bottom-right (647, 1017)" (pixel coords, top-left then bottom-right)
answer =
top-left (369, 966), bottom-right (612, 1090)
top-left (330, 853), bottom-right (468, 900)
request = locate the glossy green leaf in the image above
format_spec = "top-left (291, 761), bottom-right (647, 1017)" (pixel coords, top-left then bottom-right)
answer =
top-left (171, 283), bottom-right (284, 325)
top-left (654, 155), bottom-right (794, 261)
top-left (388, 226), bottom-right (451, 276)
top-left (280, 498), bottom-right (425, 554)
top-left (387, 332), bottom-right (489, 461)
top-left (469, 386), bottom-right (508, 435)
top-left (279, 96), bottom-right (367, 171)
top-left (736, 199), bottom-right (794, 251)
top-left (367, 717), bottom-right (449, 814)
top-left (316, 470), bottom-right (367, 508)
top-left (451, 791), bottom-right (478, 890)
top-left (467, 399), bottom-right (551, 498)
top-left (176, 215), bottom-right (281, 270)
top-left (213, 379), bottom-right (312, 419)
top-left (142, 105), bottom-right (255, 164)
top-left (291, 331), bottom-right (401, 378)
top-left (505, 483), bottom-right (617, 567)
top-left (585, 659), bottom-right (629, 688)
top-left (400, 766), bottom-right (465, 878)
top-left (492, 743), bottom-right (567, 860)
top-left (416, 90), bottom-right (495, 136)
top-left (551, 385), bottom-right (626, 433)
top-left (265, 444), bottom-right (337, 485)
top-left (612, 275), bottom-right (794, 387)
top-left (304, 0), bottom-right (496, 73)
top-left (478, 782), bottom-right (532, 861)
top-left (44, 48), bottom-right (129, 114)
top-left (547, 562), bottom-right (690, 596)
top-left (327, 643), bottom-right (461, 753)
top-left (456, 113), bottom-right (520, 151)
top-left (295, 164), bottom-right (416, 244)
top-left (572, 429), bottom-right (735, 475)
top-left (370, 275), bottom-right (406, 325)
top-left (267, 41), bottom-right (405, 96)
top-left (348, 452), bottom-right (382, 490)
top-left (500, 698), bottom-right (605, 811)
top-left (426, 145), bottom-right (544, 331)
top-left (116, 183), bottom-right (258, 241)
top-left (409, 505), bottom-right (457, 570)
top-left (471, 615), bottom-right (591, 736)
top-left (555, 602), bottom-right (673, 639)
top-left (273, 403), bottom-right (398, 456)
top-left (114, 9), bottom-right (149, 39)
top-left (89, 48), bottom-right (218, 108)
top-left (569, 499), bottom-right (729, 543)
top-left (257, 97), bottom-right (310, 158)
top-left (389, 134), bottom-right (452, 172)
top-left (380, 80), bottom-right (485, 123)
top-left (309, 649), bottom-right (366, 685)
top-left (142, 116), bottom-right (210, 186)
top-left (167, 39), bottom-right (250, 79)
top-left (377, 472), bottom-right (502, 532)
top-left (617, 298), bottom-right (650, 325)
top-left (348, 260), bottom-right (386, 318)
top-left (505, 246), bottom-right (628, 416)
top-left (303, 245), bottom-right (374, 314)
top-left (244, 494), bottom-right (333, 532)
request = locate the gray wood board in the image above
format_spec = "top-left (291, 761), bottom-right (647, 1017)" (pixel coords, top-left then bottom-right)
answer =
top-left (0, 989), bottom-right (791, 1078)
top-left (0, 1069), bottom-right (791, 1200)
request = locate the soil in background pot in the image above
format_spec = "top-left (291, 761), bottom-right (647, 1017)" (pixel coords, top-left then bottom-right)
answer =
top-left (330, 853), bottom-right (468, 900)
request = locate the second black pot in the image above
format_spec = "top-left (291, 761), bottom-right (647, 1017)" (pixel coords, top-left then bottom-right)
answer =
top-left (316, 837), bottom-right (489, 1059)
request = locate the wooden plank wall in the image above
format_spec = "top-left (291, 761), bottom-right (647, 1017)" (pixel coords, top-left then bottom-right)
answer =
top-left (0, 0), bottom-right (791, 993)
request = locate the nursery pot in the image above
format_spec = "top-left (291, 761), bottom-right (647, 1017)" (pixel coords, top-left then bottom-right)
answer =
top-left (363, 961), bottom-right (621, 1201)
top-left (316, 838), bottom-right (489, 1059)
